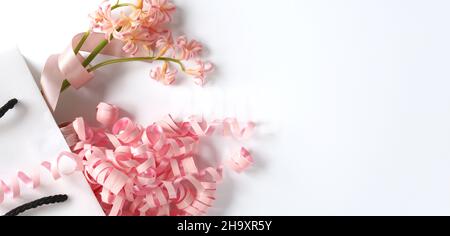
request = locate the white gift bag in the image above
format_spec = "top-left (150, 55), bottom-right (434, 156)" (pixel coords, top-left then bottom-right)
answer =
top-left (0, 48), bottom-right (104, 216)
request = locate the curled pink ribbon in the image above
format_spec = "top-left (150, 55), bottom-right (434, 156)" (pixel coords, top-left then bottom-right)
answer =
top-left (0, 152), bottom-right (82, 204)
top-left (1, 103), bottom-right (255, 216)
top-left (40, 33), bottom-right (150, 111)
top-left (62, 103), bottom-right (255, 216)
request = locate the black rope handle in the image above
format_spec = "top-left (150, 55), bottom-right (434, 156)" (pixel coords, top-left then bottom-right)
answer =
top-left (3, 194), bottom-right (69, 216)
top-left (1, 100), bottom-right (69, 215)
top-left (0, 98), bottom-right (18, 119)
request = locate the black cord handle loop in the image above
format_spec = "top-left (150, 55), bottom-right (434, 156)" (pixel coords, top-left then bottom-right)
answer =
top-left (0, 98), bottom-right (18, 119)
top-left (3, 194), bottom-right (68, 216)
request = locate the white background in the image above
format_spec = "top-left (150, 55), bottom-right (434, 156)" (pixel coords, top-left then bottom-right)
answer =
top-left (1, 0), bottom-right (450, 215)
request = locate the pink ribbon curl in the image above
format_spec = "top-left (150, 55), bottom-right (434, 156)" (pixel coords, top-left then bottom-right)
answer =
top-left (0, 152), bottom-right (82, 204)
top-left (63, 103), bottom-right (255, 216)
top-left (0, 102), bottom-right (255, 215)
top-left (40, 33), bottom-right (150, 111)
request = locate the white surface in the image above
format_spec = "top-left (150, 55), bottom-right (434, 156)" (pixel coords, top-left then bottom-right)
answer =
top-left (0, 48), bottom-right (104, 216)
top-left (1, 0), bottom-right (450, 215)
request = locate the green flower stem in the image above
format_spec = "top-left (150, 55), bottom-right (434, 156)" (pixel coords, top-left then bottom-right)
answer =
top-left (112, 3), bottom-right (137, 10)
top-left (82, 39), bottom-right (109, 67)
top-left (88, 57), bottom-right (186, 73)
top-left (60, 0), bottom-right (133, 93)
top-left (60, 80), bottom-right (71, 92)
top-left (60, 30), bottom-right (91, 92)
top-left (60, 39), bottom-right (110, 92)
top-left (73, 31), bottom-right (90, 55)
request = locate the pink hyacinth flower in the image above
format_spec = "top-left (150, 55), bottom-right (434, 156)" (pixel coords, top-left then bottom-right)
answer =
top-left (186, 60), bottom-right (214, 86)
top-left (116, 10), bottom-right (142, 32)
top-left (146, 0), bottom-right (176, 24)
top-left (176, 36), bottom-right (203, 60)
top-left (115, 27), bottom-right (155, 55)
top-left (150, 62), bottom-right (178, 85)
top-left (89, 1), bottom-right (116, 40)
top-left (155, 31), bottom-right (174, 57)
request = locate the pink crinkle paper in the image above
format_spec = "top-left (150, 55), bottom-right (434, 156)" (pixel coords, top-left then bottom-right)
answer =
top-left (60, 102), bottom-right (255, 216)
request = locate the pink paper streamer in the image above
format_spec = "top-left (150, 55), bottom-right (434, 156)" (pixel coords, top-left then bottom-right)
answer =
top-left (0, 103), bottom-right (255, 216)
top-left (0, 152), bottom-right (82, 204)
